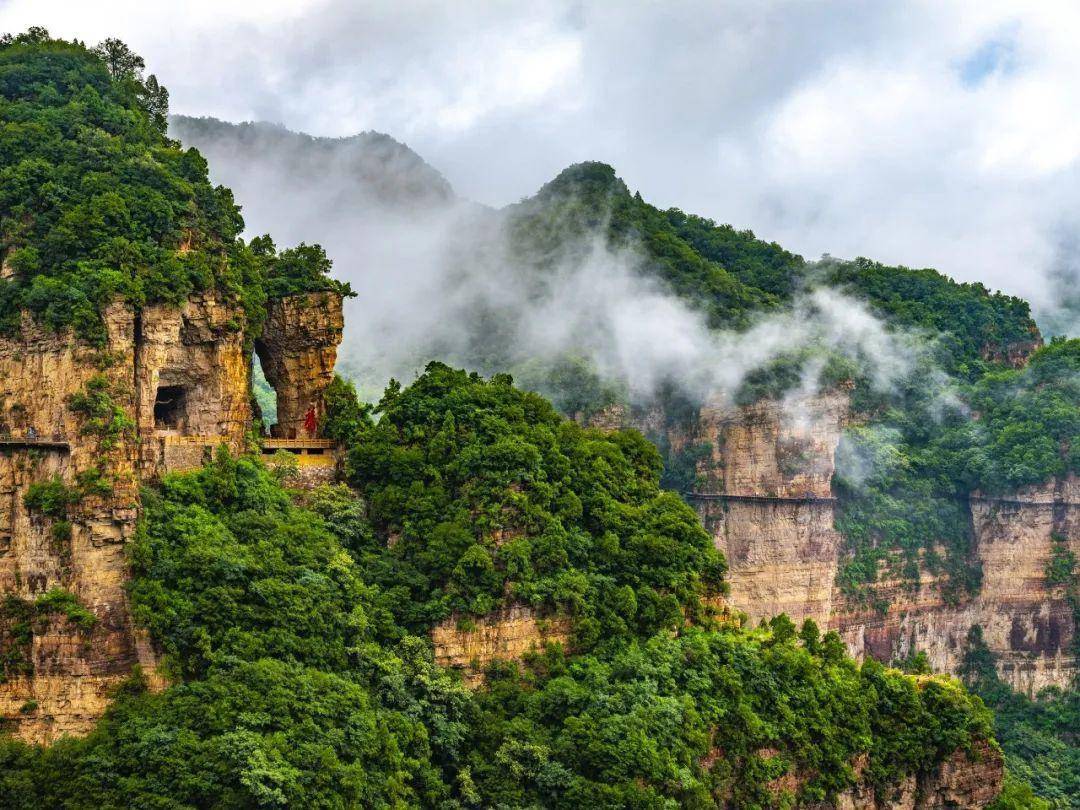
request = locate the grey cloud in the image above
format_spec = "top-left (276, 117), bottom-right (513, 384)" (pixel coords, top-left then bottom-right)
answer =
top-left (4, 1), bottom-right (1080, 321)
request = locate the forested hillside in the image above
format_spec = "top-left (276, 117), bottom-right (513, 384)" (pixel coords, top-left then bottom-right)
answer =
top-left (0, 31), bottom-right (1014, 808)
top-left (0, 370), bottom-right (998, 808)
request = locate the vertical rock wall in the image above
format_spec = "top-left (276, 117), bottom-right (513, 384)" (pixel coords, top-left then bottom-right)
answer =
top-left (255, 292), bottom-right (344, 439)
top-left (0, 292), bottom-right (256, 742)
top-left (685, 393), bottom-right (850, 626)
top-left (0, 304), bottom-right (149, 742)
top-left (638, 391), bottom-right (1077, 695)
top-left (136, 291), bottom-right (253, 475)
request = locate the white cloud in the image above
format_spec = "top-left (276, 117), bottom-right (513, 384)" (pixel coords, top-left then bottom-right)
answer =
top-left (4, 0), bottom-right (1080, 326)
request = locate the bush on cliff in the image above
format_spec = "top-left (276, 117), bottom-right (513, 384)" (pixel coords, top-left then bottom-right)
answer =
top-left (0, 376), bottom-right (997, 808)
top-left (0, 32), bottom-right (346, 345)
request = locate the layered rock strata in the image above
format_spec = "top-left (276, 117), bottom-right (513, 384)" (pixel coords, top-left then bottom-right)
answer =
top-left (431, 604), bottom-right (572, 684)
top-left (255, 292), bottom-right (344, 439)
top-left (819, 738), bottom-right (1002, 809)
top-left (611, 391), bottom-right (1077, 695)
top-left (0, 292), bottom-right (260, 741)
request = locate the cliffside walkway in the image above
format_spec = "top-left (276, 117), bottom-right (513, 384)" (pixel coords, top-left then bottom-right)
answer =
top-left (685, 492), bottom-right (1076, 508)
top-left (683, 492), bottom-right (837, 505)
top-left (261, 438), bottom-right (336, 468)
top-left (0, 436), bottom-right (70, 451)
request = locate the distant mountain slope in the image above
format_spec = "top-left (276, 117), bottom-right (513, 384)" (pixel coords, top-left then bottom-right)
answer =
top-left (169, 115), bottom-right (455, 209)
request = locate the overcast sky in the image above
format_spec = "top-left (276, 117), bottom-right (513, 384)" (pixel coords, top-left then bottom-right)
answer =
top-left (3, 0), bottom-right (1079, 320)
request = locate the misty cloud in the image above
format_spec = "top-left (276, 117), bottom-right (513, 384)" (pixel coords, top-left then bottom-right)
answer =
top-left (170, 117), bottom-right (940, 418)
top-left (6, 1), bottom-right (1080, 318)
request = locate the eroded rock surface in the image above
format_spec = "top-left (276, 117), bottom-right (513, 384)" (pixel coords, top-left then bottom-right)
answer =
top-left (608, 390), bottom-right (1078, 695)
top-left (255, 292), bottom-right (344, 439)
top-left (0, 292), bottom-right (261, 741)
top-left (431, 604), bottom-right (572, 684)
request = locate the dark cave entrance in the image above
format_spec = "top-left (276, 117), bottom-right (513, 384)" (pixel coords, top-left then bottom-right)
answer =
top-left (154, 384), bottom-right (187, 431)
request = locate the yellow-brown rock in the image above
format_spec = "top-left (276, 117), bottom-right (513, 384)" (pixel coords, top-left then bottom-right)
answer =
top-left (0, 304), bottom-right (150, 742)
top-left (255, 292), bottom-right (344, 439)
top-left (820, 739), bottom-right (1002, 809)
top-left (0, 291), bottom-right (259, 741)
top-left (614, 390), bottom-right (1078, 695)
top-left (431, 604), bottom-right (572, 684)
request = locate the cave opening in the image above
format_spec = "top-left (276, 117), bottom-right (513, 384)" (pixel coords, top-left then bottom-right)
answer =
top-left (154, 384), bottom-right (187, 432)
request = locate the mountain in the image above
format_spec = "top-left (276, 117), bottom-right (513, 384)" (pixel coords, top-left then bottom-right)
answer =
top-left (169, 115), bottom-right (456, 209)
top-left (172, 87), bottom-right (1078, 807)
top-left (0, 30), bottom-right (1011, 809)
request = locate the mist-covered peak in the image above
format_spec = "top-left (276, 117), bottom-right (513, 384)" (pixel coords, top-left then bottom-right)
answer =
top-left (533, 161), bottom-right (631, 203)
top-left (169, 115), bottom-right (455, 209)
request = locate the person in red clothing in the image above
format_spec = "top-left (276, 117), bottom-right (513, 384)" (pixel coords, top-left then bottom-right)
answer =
top-left (303, 406), bottom-right (318, 438)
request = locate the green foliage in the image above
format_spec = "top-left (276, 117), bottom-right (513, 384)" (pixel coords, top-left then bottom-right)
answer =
top-left (251, 355), bottom-right (277, 430)
top-left (0, 588), bottom-right (95, 683)
top-left (0, 421), bottom-right (993, 807)
top-left (512, 354), bottom-right (626, 420)
top-left (463, 624), bottom-right (992, 807)
top-left (320, 373), bottom-right (372, 445)
top-left (32, 588), bottom-right (96, 633)
top-left (0, 451), bottom-right (473, 807)
top-left (0, 595), bottom-right (34, 681)
top-left (506, 162), bottom-right (780, 332)
top-left (0, 33), bottom-right (346, 345)
top-left (343, 362), bottom-right (727, 636)
top-left (833, 338), bottom-right (1080, 603)
top-left (819, 257), bottom-right (1037, 375)
top-left (964, 627), bottom-right (1080, 808)
top-left (253, 236), bottom-right (355, 300)
top-left (1046, 537), bottom-right (1077, 588)
top-left (989, 775), bottom-right (1054, 810)
top-left (22, 476), bottom-right (78, 520)
top-left (66, 374), bottom-right (134, 449)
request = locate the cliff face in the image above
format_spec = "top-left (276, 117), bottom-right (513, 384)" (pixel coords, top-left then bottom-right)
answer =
top-left (644, 391), bottom-right (1077, 695)
top-left (431, 605), bottom-right (572, 685)
top-left (835, 475), bottom-right (1078, 695)
top-left (815, 739), bottom-right (1003, 809)
top-left (255, 292), bottom-right (344, 439)
top-left (681, 393), bottom-right (850, 626)
top-left (0, 304), bottom-right (147, 742)
top-left (0, 293), bottom-right (261, 742)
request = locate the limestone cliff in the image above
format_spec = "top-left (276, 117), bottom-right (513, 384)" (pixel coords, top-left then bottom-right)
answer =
top-left (815, 739), bottom-right (1002, 809)
top-left (0, 289), bottom-right (345, 742)
top-left (255, 292), bottom-right (344, 439)
top-left (431, 605), bottom-right (572, 684)
top-left (0, 303), bottom-right (148, 742)
top-left (616, 391), bottom-right (1077, 696)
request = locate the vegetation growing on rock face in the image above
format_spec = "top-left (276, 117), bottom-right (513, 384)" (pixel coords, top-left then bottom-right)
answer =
top-left (0, 379), bottom-right (998, 808)
top-left (0, 30), bottom-right (345, 346)
top-left (0, 28), bottom-right (1031, 806)
top-left (341, 361), bottom-right (727, 639)
top-left (964, 627), bottom-right (1080, 808)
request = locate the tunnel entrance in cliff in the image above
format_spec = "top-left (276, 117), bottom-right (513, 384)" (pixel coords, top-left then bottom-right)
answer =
top-left (153, 385), bottom-right (188, 432)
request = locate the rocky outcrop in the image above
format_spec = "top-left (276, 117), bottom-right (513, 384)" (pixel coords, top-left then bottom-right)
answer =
top-left (680, 393), bottom-right (850, 626)
top-left (136, 291), bottom-right (253, 475)
top-left (431, 604), bottom-right (572, 684)
top-left (0, 304), bottom-right (149, 742)
top-left (255, 292), bottom-right (344, 439)
top-left (0, 291), bottom-right (262, 741)
top-left (835, 477), bottom-right (1079, 695)
top-left (626, 391), bottom-right (1077, 695)
top-left (820, 739), bottom-right (1002, 809)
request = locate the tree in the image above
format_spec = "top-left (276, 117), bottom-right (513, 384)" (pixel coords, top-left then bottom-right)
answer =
top-left (91, 37), bottom-right (144, 81)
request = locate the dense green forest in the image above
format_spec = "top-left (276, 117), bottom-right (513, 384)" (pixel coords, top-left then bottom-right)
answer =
top-left (0, 29), bottom-right (347, 345)
top-left (0, 374), bottom-right (997, 808)
top-left (0, 29), bottom-right (1074, 807)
